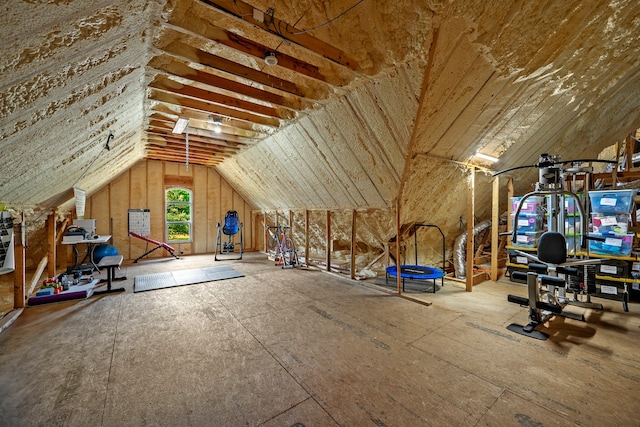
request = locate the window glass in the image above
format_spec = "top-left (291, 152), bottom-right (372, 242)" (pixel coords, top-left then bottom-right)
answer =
top-left (166, 188), bottom-right (192, 242)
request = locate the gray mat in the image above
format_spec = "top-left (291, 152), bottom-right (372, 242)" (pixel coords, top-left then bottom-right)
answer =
top-left (134, 265), bottom-right (244, 293)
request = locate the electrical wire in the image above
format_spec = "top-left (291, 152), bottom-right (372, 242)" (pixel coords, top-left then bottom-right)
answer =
top-left (287, 0), bottom-right (366, 35)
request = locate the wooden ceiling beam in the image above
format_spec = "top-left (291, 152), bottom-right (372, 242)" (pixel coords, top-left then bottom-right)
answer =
top-left (149, 75), bottom-right (294, 120)
top-left (147, 116), bottom-right (265, 142)
top-left (146, 129), bottom-right (246, 149)
top-left (144, 152), bottom-right (222, 166)
top-left (160, 40), bottom-right (311, 99)
top-left (146, 142), bottom-right (237, 156)
top-left (146, 142), bottom-right (233, 156)
top-left (149, 89), bottom-right (281, 128)
top-left (197, 0), bottom-right (360, 71)
top-left (148, 124), bottom-right (260, 147)
top-left (149, 105), bottom-right (272, 137)
top-left (162, 21), bottom-right (332, 84)
top-left (148, 54), bottom-right (309, 110)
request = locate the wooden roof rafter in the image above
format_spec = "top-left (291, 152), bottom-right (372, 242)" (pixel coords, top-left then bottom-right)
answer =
top-left (197, 0), bottom-right (360, 71)
top-left (158, 39), bottom-right (311, 98)
top-left (149, 75), bottom-right (296, 120)
top-left (147, 54), bottom-right (311, 111)
top-left (149, 89), bottom-right (282, 128)
top-left (148, 104), bottom-right (273, 138)
top-left (161, 21), bottom-right (345, 85)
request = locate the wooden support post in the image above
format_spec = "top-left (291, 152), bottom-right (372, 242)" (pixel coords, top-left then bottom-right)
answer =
top-left (613, 141), bottom-right (620, 187)
top-left (624, 133), bottom-right (634, 171)
top-left (263, 212), bottom-right (267, 253)
top-left (507, 177), bottom-right (514, 232)
top-left (305, 210), bottom-right (310, 265)
top-left (350, 210), bottom-right (356, 280)
top-left (395, 199), bottom-right (402, 295)
top-left (325, 210), bottom-right (331, 272)
top-left (47, 213), bottom-right (56, 279)
top-left (466, 167), bottom-right (475, 292)
top-left (491, 175), bottom-right (499, 281)
top-left (14, 213), bottom-right (26, 308)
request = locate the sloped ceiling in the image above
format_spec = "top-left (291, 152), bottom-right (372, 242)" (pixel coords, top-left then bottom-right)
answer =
top-left (1, 0), bottom-right (639, 223)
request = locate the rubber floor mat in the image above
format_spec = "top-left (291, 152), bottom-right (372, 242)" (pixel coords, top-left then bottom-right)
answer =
top-left (134, 266), bottom-right (243, 292)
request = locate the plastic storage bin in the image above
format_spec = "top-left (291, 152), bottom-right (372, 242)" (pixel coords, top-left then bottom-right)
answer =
top-left (511, 213), bottom-right (544, 233)
top-left (596, 260), bottom-right (629, 278)
top-left (511, 196), bottom-right (544, 214)
top-left (513, 231), bottom-right (543, 248)
top-left (589, 190), bottom-right (635, 214)
top-left (565, 236), bottom-right (584, 254)
top-left (588, 232), bottom-right (634, 256)
top-left (563, 195), bottom-right (584, 214)
top-left (508, 252), bottom-right (530, 266)
top-left (591, 212), bottom-right (631, 234)
top-left (564, 218), bottom-right (583, 235)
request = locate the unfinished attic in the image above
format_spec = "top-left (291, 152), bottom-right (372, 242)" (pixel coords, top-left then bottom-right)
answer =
top-left (1, 0), bottom-right (640, 425)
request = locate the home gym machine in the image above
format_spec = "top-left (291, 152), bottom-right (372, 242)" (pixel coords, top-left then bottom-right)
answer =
top-left (497, 154), bottom-right (612, 340)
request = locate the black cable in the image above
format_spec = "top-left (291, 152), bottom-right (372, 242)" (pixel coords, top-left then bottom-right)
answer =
top-left (288, 0), bottom-right (366, 35)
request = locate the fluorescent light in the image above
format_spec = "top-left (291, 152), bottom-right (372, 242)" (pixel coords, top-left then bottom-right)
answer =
top-left (474, 152), bottom-right (499, 163)
top-left (172, 118), bottom-right (189, 134)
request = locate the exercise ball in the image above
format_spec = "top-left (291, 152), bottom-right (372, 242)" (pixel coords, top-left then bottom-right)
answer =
top-left (92, 244), bottom-right (119, 263)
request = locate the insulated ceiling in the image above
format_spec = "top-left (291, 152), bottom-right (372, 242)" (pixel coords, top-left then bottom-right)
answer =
top-left (0, 0), bottom-right (639, 216)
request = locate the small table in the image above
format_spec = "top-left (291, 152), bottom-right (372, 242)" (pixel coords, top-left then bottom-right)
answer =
top-left (94, 255), bottom-right (125, 295)
top-left (62, 235), bottom-right (111, 272)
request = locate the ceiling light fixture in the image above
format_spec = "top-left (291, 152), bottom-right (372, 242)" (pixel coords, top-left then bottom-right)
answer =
top-left (171, 117), bottom-right (190, 170)
top-left (213, 118), bottom-right (223, 134)
top-left (172, 117), bottom-right (189, 134)
top-left (474, 152), bottom-right (499, 163)
top-left (264, 51), bottom-right (278, 66)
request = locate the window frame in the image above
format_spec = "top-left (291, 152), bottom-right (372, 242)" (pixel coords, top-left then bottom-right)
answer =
top-left (165, 187), bottom-right (193, 243)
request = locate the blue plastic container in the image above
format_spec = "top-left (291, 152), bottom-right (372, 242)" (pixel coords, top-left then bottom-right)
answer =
top-left (589, 190), bottom-right (635, 214)
top-left (588, 232), bottom-right (634, 256)
top-left (591, 213), bottom-right (631, 234)
top-left (511, 214), bottom-right (543, 233)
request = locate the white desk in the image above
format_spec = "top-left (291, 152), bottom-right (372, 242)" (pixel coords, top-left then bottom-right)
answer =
top-left (62, 235), bottom-right (112, 271)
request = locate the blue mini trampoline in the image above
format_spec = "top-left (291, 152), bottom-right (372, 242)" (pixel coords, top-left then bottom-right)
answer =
top-left (386, 223), bottom-right (446, 293)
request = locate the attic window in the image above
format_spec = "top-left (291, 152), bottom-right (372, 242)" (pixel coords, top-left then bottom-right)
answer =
top-left (166, 188), bottom-right (192, 243)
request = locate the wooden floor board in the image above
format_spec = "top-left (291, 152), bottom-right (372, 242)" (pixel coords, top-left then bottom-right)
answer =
top-left (0, 252), bottom-right (638, 426)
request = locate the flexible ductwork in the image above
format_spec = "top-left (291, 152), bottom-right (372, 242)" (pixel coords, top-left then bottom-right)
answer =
top-left (453, 219), bottom-right (492, 279)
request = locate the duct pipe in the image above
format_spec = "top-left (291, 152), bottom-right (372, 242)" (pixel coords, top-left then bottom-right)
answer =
top-left (453, 219), bottom-right (492, 279)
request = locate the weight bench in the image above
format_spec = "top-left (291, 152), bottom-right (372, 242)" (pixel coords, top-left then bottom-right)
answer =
top-left (94, 255), bottom-right (126, 295)
top-left (129, 231), bottom-right (180, 263)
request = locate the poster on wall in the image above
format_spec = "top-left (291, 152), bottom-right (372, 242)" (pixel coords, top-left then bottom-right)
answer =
top-left (74, 187), bottom-right (86, 219)
top-left (128, 209), bottom-right (150, 236)
top-left (0, 212), bottom-right (14, 274)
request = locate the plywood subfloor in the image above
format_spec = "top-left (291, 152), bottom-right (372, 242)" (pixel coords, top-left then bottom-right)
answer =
top-left (0, 253), bottom-right (638, 426)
